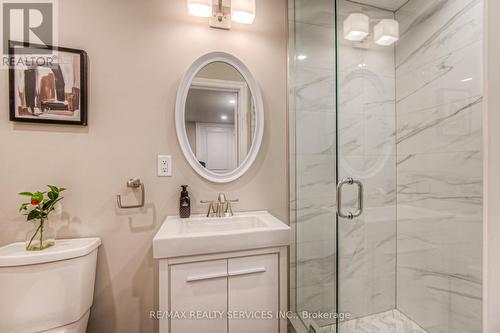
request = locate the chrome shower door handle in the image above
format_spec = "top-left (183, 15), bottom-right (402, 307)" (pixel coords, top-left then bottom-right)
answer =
top-left (336, 177), bottom-right (364, 220)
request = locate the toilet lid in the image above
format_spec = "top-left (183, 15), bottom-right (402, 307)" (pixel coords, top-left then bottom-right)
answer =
top-left (0, 238), bottom-right (101, 267)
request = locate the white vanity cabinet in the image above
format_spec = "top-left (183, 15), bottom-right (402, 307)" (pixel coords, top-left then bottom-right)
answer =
top-left (159, 247), bottom-right (287, 333)
top-left (170, 259), bottom-right (228, 333)
top-left (228, 253), bottom-right (280, 333)
top-left (153, 212), bottom-right (291, 333)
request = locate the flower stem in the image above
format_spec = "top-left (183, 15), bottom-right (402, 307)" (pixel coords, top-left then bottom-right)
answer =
top-left (27, 221), bottom-right (42, 250)
top-left (40, 219), bottom-right (44, 249)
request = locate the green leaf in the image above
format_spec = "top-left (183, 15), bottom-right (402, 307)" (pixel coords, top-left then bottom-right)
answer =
top-left (19, 203), bottom-right (28, 212)
top-left (47, 191), bottom-right (57, 200)
top-left (42, 200), bottom-right (53, 210)
top-left (48, 185), bottom-right (66, 193)
top-left (18, 192), bottom-right (33, 196)
top-left (27, 210), bottom-right (41, 221)
top-left (32, 192), bottom-right (44, 202)
top-left (44, 197), bottom-right (62, 212)
top-left (47, 185), bottom-right (59, 193)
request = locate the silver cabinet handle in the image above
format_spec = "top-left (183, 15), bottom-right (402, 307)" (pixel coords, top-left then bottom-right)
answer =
top-left (336, 177), bottom-right (363, 220)
top-left (186, 266), bottom-right (266, 282)
top-left (186, 271), bottom-right (228, 282)
top-left (228, 267), bottom-right (266, 277)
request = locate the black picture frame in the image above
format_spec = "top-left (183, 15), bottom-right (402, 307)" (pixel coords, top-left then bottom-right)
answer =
top-left (8, 40), bottom-right (88, 126)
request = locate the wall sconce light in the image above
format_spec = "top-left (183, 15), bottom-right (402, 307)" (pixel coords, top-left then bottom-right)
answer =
top-left (187, 0), bottom-right (213, 17)
top-left (231, 0), bottom-right (256, 24)
top-left (374, 19), bottom-right (399, 46)
top-left (343, 13), bottom-right (369, 41)
top-left (187, 0), bottom-right (255, 30)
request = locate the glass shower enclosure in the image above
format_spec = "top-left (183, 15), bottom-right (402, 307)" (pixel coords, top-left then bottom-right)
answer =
top-left (288, 0), bottom-right (483, 332)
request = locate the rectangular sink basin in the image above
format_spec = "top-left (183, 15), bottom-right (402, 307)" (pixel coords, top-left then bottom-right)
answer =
top-left (153, 211), bottom-right (290, 258)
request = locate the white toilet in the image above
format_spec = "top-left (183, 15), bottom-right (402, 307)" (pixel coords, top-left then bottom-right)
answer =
top-left (0, 238), bottom-right (101, 333)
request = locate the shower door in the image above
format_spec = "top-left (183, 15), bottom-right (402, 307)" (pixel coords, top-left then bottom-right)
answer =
top-left (335, 0), bottom-right (398, 330)
top-left (289, 0), bottom-right (397, 331)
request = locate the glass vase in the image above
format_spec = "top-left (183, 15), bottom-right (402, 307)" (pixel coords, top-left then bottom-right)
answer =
top-left (25, 218), bottom-right (55, 251)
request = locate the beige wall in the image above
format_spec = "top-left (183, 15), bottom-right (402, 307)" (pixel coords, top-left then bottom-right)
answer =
top-left (484, 0), bottom-right (500, 331)
top-left (0, 0), bottom-right (288, 332)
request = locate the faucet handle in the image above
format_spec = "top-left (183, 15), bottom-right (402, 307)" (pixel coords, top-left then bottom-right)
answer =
top-left (224, 199), bottom-right (239, 217)
top-left (200, 200), bottom-right (217, 217)
top-left (224, 202), bottom-right (233, 217)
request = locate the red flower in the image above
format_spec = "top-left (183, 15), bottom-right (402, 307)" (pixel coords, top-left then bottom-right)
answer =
top-left (31, 199), bottom-right (40, 205)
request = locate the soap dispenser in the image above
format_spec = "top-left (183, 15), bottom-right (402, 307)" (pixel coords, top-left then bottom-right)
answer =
top-left (179, 185), bottom-right (191, 218)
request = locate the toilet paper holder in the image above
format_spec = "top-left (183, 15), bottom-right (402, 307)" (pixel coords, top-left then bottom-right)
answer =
top-left (116, 178), bottom-right (145, 209)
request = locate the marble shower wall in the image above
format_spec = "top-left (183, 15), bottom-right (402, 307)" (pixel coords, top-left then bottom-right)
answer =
top-left (395, 0), bottom-right (483, 333)
top-left (337, 0), bottom-right (397, 320)
top-left (290, 0), bottom-right (337, 327)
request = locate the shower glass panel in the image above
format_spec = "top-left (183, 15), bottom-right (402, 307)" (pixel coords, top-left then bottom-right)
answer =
top-left (288, 0), bottom-right (337, 330)
top-left (289, 0), bottom-right (483, 332)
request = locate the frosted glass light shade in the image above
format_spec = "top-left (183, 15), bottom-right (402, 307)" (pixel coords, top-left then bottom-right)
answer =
top-left (374, 19), bottom-right (399, 46)
top-left (343, 13), bottom-right (369, 41)
top-left (231, 0), bottom-right (256, 24)
top-left (188, 0), bottom-right (212, 17)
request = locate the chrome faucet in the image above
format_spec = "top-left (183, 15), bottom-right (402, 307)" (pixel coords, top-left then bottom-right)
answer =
top-left (201, 193), bottom-right (239, 217)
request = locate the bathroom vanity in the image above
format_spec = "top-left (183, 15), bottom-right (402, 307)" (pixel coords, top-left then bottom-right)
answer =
top-left (156, 52), bottom-right (290, 333)
top-left (153, 211), bottom-right (290, 333)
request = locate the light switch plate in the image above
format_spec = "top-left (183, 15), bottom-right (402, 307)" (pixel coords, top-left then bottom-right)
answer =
top-left (158, 155), bottom-right (172, 177)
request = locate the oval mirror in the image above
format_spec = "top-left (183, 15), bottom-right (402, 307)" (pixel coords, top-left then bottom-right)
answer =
top-left (175, 52), bottom-right (264, 183)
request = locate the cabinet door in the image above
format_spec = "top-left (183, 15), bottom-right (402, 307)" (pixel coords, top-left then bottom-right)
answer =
top-left (170, 259), bottom-right (227, 333)
top-left (228, 254), bottom-right (279, 333)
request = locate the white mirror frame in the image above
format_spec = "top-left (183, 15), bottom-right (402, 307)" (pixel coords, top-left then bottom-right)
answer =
top-left (175, 52), bottom-right (264, 183)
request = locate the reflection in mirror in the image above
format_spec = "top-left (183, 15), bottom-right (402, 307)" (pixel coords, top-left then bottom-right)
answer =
top-left (185, 62), bottom-right (255, 174)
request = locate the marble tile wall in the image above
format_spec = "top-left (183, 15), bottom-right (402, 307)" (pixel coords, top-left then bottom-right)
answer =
top-left (395, 1), bottom-right (483, 333)
top-left (336, 0), bottom-right (397, 320)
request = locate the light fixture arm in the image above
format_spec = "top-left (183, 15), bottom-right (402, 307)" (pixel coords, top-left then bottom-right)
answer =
top-left (217, 0), bottom-right (223, 17)
top-left (210, 0), bottom-right (231, 29)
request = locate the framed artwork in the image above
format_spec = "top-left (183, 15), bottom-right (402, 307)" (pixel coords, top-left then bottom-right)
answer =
top-left (9, 41), bottom-right (88, 125)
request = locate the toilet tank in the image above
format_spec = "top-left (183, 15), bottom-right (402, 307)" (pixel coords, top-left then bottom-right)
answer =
top-left (0, 238), bottom-right (101, 333)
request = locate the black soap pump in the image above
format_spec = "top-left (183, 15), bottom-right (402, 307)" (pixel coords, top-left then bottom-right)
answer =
top-left (179, 185), bottom-right (191, 218)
